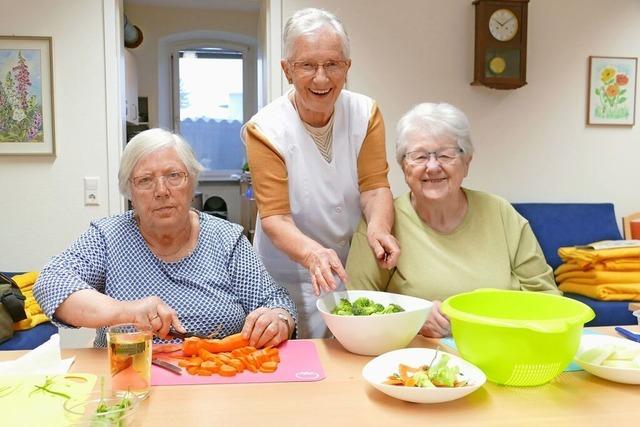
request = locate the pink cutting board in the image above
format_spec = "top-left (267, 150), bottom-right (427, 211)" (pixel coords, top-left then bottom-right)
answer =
top-left (151, 339), bottom-right (325, 386)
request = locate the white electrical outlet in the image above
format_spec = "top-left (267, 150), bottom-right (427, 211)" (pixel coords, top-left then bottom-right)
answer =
top-left (84, 177), bottom-right (100, 205)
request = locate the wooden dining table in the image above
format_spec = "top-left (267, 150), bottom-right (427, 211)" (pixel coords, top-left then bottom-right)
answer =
top-left (2, 326), bottom-right (639, 426)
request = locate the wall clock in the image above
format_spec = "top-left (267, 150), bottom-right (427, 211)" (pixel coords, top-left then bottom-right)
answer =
top-left (472, 0), bottom-right (529, 89)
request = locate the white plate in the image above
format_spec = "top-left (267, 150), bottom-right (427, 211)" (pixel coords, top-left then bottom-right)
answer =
top-left (575, 334), bottom-right (640, 385)
top-left (362, 348), bottom-right (486, 403)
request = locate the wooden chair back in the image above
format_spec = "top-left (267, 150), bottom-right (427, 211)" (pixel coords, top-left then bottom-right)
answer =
top-left (622, 211), bottom-right (640, 239)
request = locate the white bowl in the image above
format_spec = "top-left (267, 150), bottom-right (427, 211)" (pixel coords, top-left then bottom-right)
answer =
top-left (575, 334), bottom-right (640, 385)
top-left (362, 347), bottom-right (486, 403)
top-left (317, 290), bottom-right (432, 356)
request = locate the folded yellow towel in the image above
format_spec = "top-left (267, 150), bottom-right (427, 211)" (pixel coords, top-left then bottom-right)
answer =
top-left (558, 281), bottom-right (640, 301)
top-left (555, 259), bottom-right (640, 274)
top-left (558, 246), bottom-right (640, 266)
top-left (556, 270), bottom-right (640, 284)
top-left (599, 259), bottom-right (640, 271)
top-left (9, 272), bottom-right (50, 331)
top-left (554, 263), bottom-right (583, 275)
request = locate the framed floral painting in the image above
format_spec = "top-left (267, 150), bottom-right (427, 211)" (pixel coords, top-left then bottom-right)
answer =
top-left (0, 36), bottom-right (55, 155)
top-left (587, 56), bottom-right (637, 126)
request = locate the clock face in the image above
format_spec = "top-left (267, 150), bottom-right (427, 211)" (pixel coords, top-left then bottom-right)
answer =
top-left (489, 8), bottom-right (518, 42)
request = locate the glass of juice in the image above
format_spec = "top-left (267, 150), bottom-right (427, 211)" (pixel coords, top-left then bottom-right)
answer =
top-left (107, 323), bottom-right (153, 400)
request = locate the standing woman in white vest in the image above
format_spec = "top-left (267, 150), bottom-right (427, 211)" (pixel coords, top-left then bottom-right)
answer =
top-left (242, 8), bottom-right (400, 338)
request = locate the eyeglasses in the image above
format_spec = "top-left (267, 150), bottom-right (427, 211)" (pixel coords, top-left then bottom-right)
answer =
top-left (131, 171), bottom-right (189, 191)
top-left (404, 147), bottom-right (464, 167)
top-left (288, 60), bottom-right (350, 77)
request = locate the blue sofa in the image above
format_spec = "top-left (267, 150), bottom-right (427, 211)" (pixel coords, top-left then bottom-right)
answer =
top-left (512, 203), bottom-right (637, 326)
top-left (0, 272), bottom-right (58, 350)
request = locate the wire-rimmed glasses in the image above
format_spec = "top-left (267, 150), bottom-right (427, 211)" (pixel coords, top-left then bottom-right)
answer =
top-left (288, 59), bottom-right (350, 77)
top-left (404, 147), bottom-right (464, 167)
top-left (131, 171), bottom-right (189, 191)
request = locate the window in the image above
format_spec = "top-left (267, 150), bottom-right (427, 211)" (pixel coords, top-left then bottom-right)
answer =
top-left (172, 46), bottom-right (246, 178)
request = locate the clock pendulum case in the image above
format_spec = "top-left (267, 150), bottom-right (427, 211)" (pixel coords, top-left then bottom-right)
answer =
top-left (471, 0), bottom-right (529, 89)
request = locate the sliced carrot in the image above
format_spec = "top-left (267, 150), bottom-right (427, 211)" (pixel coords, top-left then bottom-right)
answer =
top-left (186, 366), bottom-right (199, 375)
top-left (261, 361), bottom-right (278, 370)
top-left (398, 363), bottom-right (420, 382)
top-left (228, 358), bottom-right (245, 372)
top-left (384, 377), bottom-right (404, 385)
top-left (183, 337), bottom-right (201, 356)
top-left (270, 354), bottom-right (280, 363)
top-left (253, 350), bottom-right (270, 365)
top-left (217, 354), bottom-right (232, 364)
top-left (259, 361), bottom-right (278, 373)
top-left (219, 364), bottom-right (237, 377)
top-left (243, 360), bottom-right (258, 373)
top-left (240, 346), bottom-right (256, 354)
top-left (198, 348), bottom-right (216, 362)
top-left (200, 361), bottom-right (219, 373)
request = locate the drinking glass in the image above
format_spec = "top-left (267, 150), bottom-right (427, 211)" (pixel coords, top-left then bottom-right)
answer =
top-left (107, 323), bottom-right (152, 399)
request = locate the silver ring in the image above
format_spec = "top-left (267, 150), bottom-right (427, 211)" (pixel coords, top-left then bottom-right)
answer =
top-left (277, 312), bottom-right (292, 337)
top-left (149, 314), bottom-right (160, 321)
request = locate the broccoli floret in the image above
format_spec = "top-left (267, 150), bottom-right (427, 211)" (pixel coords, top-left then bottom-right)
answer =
top-left (352, 297), bottom-right (380, 315)
top-left (334, 298), bottom-right (406, 316)
top-left (381, 303), bottom-right (405, 314)
top-left (369, 303), bottom-right (386, 315)
top-left (331, 298), bottom-right (353, 315)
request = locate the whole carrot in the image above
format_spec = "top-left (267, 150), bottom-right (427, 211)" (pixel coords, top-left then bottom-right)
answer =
top-left (201, 333), bottom-right (249, 353)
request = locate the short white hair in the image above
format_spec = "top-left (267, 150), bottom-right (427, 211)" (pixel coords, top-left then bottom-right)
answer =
top-left (283, 8), bottom-right (350, 59)
top-left (395, 102), bottom-right (474, 165)
top-left (118, 128), bottom-right (203, 198)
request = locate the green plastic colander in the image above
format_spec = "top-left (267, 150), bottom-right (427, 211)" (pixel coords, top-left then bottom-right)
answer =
top-left (441, 289), bottom-right (595, 386)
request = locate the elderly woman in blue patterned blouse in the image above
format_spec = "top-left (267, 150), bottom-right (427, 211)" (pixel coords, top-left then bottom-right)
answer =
top-left (34, 128), bottom-right (297, 348)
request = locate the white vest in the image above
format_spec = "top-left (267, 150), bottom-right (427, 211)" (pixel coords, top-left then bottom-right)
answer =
top-left (248, 90), bottom-right (373, 284)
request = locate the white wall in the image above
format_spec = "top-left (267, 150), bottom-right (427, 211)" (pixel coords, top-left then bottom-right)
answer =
top-left (282, 0), bottom-right (640, 224)
top-left (0, 0), bottom-right (112, 271)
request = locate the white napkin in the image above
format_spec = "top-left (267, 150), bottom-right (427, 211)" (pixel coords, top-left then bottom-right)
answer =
top-left (0, 334), bottom-right (75, 375)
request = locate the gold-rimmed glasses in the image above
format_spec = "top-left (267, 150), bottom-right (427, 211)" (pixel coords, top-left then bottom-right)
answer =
top-left (131, 171), bottom-right (188, 191)
top-left (288, 59), bottom-right (350, 77)
top-left (404, 147), bottom-right (464, 167)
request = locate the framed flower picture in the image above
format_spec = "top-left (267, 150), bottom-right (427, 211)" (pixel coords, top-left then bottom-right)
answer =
top-left (0, 36), bottom-right (55, 155)
top-left (587, 56), bottom-right (637, 126)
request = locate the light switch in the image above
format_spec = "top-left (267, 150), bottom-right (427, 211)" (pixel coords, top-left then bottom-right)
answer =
top-left (84, 177), bottom-right (100, 205)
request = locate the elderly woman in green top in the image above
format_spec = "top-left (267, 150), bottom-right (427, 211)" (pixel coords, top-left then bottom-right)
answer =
top-left (346, 102), bottom-right (560, 338)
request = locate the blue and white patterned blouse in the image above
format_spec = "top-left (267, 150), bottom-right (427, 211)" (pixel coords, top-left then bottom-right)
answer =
top-left (34, 211), bottom-right (297, 347)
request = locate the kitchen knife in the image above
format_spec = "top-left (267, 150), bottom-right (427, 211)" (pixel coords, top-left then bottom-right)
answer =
top-left (152, 358), bottom-right (183, 375)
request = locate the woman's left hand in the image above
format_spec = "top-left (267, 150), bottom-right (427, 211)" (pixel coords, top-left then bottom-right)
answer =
top-left (241, 307), bottom-right (293, 348)
top-left (419, 300), bottom-right (451, 338)
top-left (366, 229), bottom-right (400, 269)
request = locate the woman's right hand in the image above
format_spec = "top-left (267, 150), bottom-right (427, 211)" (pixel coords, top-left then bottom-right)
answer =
top-left (303, 246), bottom-right (349, 296)
top-left (120, 296), bottom-right (184, 339)
top-left (419, 300), bottom-right (451, 338)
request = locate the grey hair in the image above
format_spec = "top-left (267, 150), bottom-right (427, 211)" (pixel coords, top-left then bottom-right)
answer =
top-left (395, 102), bottom-right (474, 166)
top-left (283, 8), bottom-right (350, 59)
top-left (118, 128), bottom-right (203, 199)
